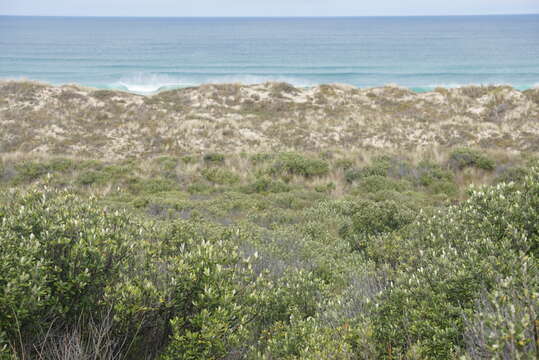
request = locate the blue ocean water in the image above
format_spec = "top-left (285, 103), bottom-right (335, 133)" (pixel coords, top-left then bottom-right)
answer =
top-left (0, 15), bottom-right (538, 93)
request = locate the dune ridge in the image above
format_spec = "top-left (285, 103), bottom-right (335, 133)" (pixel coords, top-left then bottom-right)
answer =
top-left (1, 80), bottom-right (538, 159)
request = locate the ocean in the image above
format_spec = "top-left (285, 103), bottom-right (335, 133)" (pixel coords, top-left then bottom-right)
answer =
top-left (0, 15), bottom-right (538, 93)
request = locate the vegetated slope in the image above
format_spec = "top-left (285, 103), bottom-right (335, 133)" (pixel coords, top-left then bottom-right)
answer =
top-left (1, 81), bottom-right (538, 159)
top-left (1, 164), bottom-right (538, 359)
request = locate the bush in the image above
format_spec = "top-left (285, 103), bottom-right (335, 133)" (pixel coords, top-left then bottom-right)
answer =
top-left (355, 175), bottom-right (410, 194)
top-left (344, 156), bottom-right (397, 183)
top-left (342, 200), bottom-right (416, 251)
top-left (463, 262), bottom-right (538, 359)
top-left (371, 168), bottom-right (539, 358)
top-left (159, 225), bottom-right (259, 360)
top-left (0, 189), bottom-right (148, 356)
top-left (270, 153), bottom-right (329, 178)
top-left (494, 165), bottom-right (530, 184)
top-left (203, 153), bottom-right (225, 164)
top-left (449, 148), bottom-right (495, 170)
top-left (250, 153), bottom-right (274, 165)
top-left (127, 177), bottom-right (177, 194)
top-left (242, 177), bottom-right (291, 194)
top-left (77, 170), bottom-right (107, 185)
top-left (415, 160), bottom-right (454, 186)
top-left (334, 158), bottom-right (355, 171)
top-left (201, 168), bottom-right (240, 185)
top-left (13, 162), bottom-right (49, 182)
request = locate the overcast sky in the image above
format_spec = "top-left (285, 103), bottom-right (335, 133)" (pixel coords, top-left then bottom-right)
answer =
top-left (1, 0), bottom-right (539, 17)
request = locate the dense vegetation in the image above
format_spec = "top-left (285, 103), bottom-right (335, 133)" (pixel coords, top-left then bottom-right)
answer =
top-left (0, 148), bottom-right (538, 359)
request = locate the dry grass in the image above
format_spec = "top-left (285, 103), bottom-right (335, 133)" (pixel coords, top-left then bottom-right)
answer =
top-left (1, 81), bottom-right (538, 160)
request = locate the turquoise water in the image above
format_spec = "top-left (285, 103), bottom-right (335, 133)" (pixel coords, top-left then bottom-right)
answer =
top-left (0, 15), bottom-right (538, 93)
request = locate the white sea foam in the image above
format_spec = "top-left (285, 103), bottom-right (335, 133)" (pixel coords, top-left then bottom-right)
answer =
top-left (108, 73), bottom-right (317, 94)
top-left (111, 74), bottom-right (191, 94)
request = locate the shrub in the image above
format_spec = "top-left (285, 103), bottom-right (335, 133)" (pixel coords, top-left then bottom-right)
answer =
top-left (428, 180), bottom-right (458, 196)
top-left (343, 200), bottom-right (416, 251)
top-left (159, 232), bottom-right (259, 360)
top-left (494, 165), bottom-right (530, 184)
top-left (344, 156), bottom-right (394, 183)
top-left (270, 153), bottom-right (329, 178)
top-left (415, 160), bottom-right (454, 186)
top-left (345, 164), bottom-right (389, 183)
top-left (250, 153), bottom-right (274, 165)
top-left (315, 182), bottom-right (336, 193)
top-left (77, 170), bottom-right (107, 185)
top-left (242, 177), bottom-right (291, 194)
top-left (155, 156), bottom-right (179, 178)
top-left (13, 162), bottom-right (49, 182)
top-left (0, 189), bottom-right (148, 356)
top-left (371, 168), bottom-right (539, 358)
top-left (203, 153), bottom-right (225, 164)
top-left (449, 148), bottom-right (495, 170)
top-left (187, 182), bottom-right (213, 194)
top-left (355, 175), bottom-right (410, 194)
top-left (463, 260), bottom-right (538, 359)
top-left (201, 168), bottom-right (240, 185)
top-left (127, 177), bottom-right (177, 194)
top-left (334, 158), bottom-right (355, 171)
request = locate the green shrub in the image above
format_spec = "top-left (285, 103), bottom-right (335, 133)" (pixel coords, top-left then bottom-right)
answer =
top-left (494, 165), bottom-right (530, 184)
top-left (270, 153), bottom-right (329, 178)
top-left (250, 153), bottom-right (274, 165)
top-left (201, 168), bottom-right (240, 185)
top-left (334, 158), bottom-right (355, 171)
top-left (77, 170), bottom-right (107, 185)
top-left (341, 200), bottom-right (416, 252)
top-left (203, 153), bottom-right (225, 164)
top-left (315, 182), bottom-right (336, 193)
top-left (462, 262), bottom-right (538, 359)
top-left (0, 189), bottom-right (149, 355)
top-left (371, 168), bottom-right (539, 358)
top-left (355, 175), bottom-right (410, 194)
top-left (242, 177), bottom-right (291, 194)
top-left (159, 228), bottom-right (259, 360)
top-left (13, 162), bottom-right (49, 182)
top-left (449, 148), bottom-right (495, 170)
top-left (428, 180), bottom-right (458, 196)
top-left (181, 155), bottom-right (197, 164)
top-left (415, 160), bottom-right (454, 186)
top-left (187, 182), bottom-right (213, 194)
top-left (155, 156), bottom-right (179, 178)
top-left (344, 157), bottom-right (395, 183)
top-left (127, 177), bottom-right (177, 194)
top-left (47, 158), bottom-right (76, 172)
top-left (345, 167), bottom-right (383, 183)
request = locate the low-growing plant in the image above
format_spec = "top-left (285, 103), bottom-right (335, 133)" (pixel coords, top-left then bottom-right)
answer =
top-left (242, 176), bottom-right (291, 194)
top-left (449, 148), bottom-right (495, 170)
top-left (77, 169), bottom-right (107, 185)
top-left (201, 167), bottom-right (240, 185)
top-left (203, 153), bottom-right (225, 163)
top-left (270, 153), bottom-right (329, 178)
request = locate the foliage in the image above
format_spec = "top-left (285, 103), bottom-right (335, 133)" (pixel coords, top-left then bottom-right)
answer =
top-left (270, 153), bottom-right (329, 178)
top-left (0, 189), bottom-right (148, 357)
top-left (203, 153), bottom-right (225, 164)
top-left (242, 176), bottom-right (291, 194)
top-left (0, 151), bottom-right (537, 359)
top-left (449, 147), bottom-right (495, 170)
top-left (370, 168), bottom-right (539, 358)
top-left (201, 168), bottom-right (240, 185)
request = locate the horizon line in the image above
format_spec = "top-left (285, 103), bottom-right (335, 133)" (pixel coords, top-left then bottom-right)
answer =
top-left (1, 13), bottom-right (538, 18)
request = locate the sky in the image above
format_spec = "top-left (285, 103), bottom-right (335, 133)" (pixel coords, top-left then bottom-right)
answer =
top-left (1, 0), bottom-right (539, 17)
